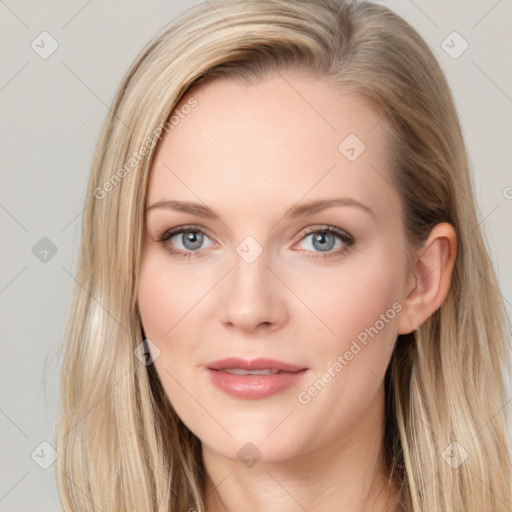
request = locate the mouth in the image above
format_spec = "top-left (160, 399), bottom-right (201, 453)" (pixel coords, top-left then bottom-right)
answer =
top-left (215, 368), bottom-right (281, 375)
top-left (207, 357), bottom-right (307, 373)
top-left (205, 357), bottom-right (309, 399)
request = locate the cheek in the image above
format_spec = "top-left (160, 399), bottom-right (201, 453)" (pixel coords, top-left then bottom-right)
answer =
top-left (137, 259), bottom-right (170, 341)
top-left (296, 249), bottom-right (404, 411)
top-left (137, 251), bottom-right (204, 341)
top-left (291, 247), bottom-right (405, 413)
top-left (137, 255), bottom-right (215, 435)
top-left (294, 249), bottom-right (404, 349)
top-left (136, 251), bottom-right (213, 403)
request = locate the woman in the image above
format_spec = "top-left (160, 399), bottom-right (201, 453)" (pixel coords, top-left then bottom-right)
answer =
top-left (55, 0), bottom-right (511, 510)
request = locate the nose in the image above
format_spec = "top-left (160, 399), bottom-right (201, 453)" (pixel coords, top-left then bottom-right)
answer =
top-left (219, 246), bottom-right (289, 333)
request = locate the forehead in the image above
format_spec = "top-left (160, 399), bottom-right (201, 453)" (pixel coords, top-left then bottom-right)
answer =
top-left (146, 72), bottom-right (397, 219)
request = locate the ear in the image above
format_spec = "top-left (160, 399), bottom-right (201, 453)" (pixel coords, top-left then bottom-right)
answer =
top-left (397, 222), bottom-right (457, 335)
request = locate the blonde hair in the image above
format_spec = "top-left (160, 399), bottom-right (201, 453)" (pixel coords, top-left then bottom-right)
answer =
top-left (55, 0), bottom-right (511, 510)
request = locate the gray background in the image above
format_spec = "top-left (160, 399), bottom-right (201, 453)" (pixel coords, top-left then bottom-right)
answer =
top-left (1, 1), bottom-right (511, 510)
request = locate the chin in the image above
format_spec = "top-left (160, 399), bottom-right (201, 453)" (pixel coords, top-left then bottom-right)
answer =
top-left (202, 434), bottom-right (306, 467)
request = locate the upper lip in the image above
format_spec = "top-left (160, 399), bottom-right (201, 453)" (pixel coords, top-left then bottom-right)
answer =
top-left (206, 357), bottom-right (306, 373)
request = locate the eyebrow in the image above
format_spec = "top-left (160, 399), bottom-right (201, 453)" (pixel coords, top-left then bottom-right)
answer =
top-left (146, 197), bottom-right (375, 220)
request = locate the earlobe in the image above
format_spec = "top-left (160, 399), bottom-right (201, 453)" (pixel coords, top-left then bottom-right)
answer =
top-left (397, 222), bottom-right (457, 335)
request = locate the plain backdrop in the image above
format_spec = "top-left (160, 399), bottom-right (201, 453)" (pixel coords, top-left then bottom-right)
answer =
top-left (1, 1), bottom-right (511, 510)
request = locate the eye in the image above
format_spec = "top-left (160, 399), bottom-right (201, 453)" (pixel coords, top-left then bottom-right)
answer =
top-left (157, 225), bottom-right (215, 259)
top-left (292, 226), bottom-right (354, 259)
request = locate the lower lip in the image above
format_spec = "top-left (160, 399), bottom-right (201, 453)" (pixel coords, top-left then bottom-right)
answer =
top-left (206, 368), bottom-right (308, 399)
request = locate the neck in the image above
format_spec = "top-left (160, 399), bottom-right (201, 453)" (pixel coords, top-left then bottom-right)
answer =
top-left (202, 385), bottom-right (399, 512)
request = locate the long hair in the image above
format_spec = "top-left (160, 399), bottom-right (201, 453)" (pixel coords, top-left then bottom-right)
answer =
top-left (55, 0), bottom-right (511, 510)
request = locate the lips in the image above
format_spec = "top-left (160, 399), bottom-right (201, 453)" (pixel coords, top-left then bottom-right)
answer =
top-left (207, 357), bottom-right (306, 373)
top-left (205, 357), bottom-right (308, 399)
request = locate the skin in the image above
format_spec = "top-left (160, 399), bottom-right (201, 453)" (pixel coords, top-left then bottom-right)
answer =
top-left (137, 71), bottom-right (456, 512)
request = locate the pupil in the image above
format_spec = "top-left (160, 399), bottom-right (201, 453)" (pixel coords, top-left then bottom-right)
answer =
top-left (314, 232), bottom-right (334, 252)
top-left (184, 231), bottom-right (202, 250)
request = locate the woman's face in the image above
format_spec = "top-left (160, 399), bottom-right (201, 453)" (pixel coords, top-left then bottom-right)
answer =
top-left (137, 72), bottom-right (413, 465)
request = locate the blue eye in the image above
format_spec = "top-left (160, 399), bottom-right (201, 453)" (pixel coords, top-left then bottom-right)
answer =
top-left (158, 226), bottom-right (215, 259)
top-left (157, 225), bottom-right (354, 260)
top-left (294, 227), bottom-right (354, 258)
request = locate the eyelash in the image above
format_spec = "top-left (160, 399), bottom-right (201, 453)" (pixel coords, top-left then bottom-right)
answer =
top-left (156, 224), bottom-right (355, 260)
